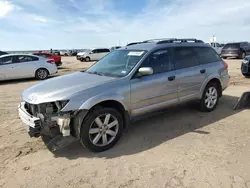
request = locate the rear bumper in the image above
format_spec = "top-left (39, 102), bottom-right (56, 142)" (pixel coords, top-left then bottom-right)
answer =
top-left (221, 53), bottom-right (239, 58)
top-left (56, 61), bottom-right (62, 66)
top-left (221, 74), bottom-right (230, 90)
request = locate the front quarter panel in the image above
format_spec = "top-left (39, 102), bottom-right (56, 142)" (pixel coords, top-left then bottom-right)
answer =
top-left (61, 78), bottom-right (131, 112)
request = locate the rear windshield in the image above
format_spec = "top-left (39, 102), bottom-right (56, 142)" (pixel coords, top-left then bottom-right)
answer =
top-left (223, 43), bottom-right (240, 48)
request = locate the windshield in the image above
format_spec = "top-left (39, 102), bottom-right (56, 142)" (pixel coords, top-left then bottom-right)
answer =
top-left (86, 50), bottom-right (146, 77)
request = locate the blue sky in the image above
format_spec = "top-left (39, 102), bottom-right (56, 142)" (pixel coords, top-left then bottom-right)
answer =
top-left (0, 0), bottom-right (250, 50)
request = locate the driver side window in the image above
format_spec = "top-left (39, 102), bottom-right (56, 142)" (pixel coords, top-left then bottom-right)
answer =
top-left (140, 49), bottom-right (173, 74)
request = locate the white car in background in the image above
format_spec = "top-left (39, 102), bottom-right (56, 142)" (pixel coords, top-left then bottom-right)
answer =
top-left (0, 54), bottom-right (57, 81)
top-left (78, 48), bottom-right (111, 62)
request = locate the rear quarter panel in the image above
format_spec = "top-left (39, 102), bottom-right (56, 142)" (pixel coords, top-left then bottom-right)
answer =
top-left (199, 61), bottom-right (225, 98)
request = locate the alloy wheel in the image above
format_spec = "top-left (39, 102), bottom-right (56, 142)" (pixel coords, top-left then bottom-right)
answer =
top-left (205, 86), bottom-right (218, 109)
top-left (89, 113), bottom-right (119, 147)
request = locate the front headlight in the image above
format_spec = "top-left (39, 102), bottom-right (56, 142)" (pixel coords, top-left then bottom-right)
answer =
top-left (43, 100), bottom-right (69, 114)
top-left (242, 59), bottom-right (249, 64)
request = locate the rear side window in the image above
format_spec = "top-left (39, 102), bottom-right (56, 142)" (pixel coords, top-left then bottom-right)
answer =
top-left (0, 56), bottom-right (12, 65)
top-left (194, 47), bottom-right (221, 64)
top-left (172, 47), bottom-right (199, 69)
top-left (12, 55), bottom-right (39, 63)
top-left (97, 49), bottom-right (110, 53)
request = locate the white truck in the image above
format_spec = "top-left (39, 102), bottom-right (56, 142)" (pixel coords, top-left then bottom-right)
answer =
top-left (209, 42), bottom-right (224, 55)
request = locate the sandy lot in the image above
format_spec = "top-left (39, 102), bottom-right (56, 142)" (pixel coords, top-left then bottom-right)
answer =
top-left (0, 57), bottom-right (250, 188)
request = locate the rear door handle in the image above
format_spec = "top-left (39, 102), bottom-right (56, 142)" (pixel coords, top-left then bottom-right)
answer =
top-left (200, 69), bottom-right (206, 74)
top-left (168, 76), bottom-right (175, 81)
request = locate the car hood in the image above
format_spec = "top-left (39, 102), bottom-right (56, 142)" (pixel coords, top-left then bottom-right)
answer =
top-left (22, 72), bottom-right (116, 104)
top-left (77, 52), bottom-right (86, 56)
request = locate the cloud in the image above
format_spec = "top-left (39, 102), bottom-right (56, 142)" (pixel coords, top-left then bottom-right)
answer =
top-left (0, 0), bottom-right (15, 18)
top-left (33, 15), bottom-right (48, 23)
top-left (0, 0), bottom-right (250, 50)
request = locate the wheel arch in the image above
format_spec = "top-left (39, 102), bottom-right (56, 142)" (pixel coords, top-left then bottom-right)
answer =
top-left (200, 77), bottom-right (222, 98)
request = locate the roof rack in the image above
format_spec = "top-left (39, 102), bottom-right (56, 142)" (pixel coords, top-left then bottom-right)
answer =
top-left (142, 38), bottom-right (177, 43)
top-left (156, 38), bottom-right (204, 44)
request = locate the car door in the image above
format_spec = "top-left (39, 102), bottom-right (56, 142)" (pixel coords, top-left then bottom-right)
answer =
top-left (0, 56), bottom-right (13, 80)
top-left (173, 47), bottom-right (205, 102)
top-left (89, 49), bottom-right (99, 61)
top-left (11, 55), bottom-right (39, 78)
top-left (130, 49), bottom-right (178, 117)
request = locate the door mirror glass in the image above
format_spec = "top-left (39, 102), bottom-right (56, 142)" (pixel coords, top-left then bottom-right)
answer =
top-left (138, 67), bottom-right (153, 77)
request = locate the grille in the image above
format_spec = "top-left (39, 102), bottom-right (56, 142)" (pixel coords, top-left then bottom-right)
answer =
top-left (25, 103), bottom-right (38, 116)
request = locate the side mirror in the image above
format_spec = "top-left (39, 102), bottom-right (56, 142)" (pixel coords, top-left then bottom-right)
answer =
top-left (137, 67), bottom-right (153, 77)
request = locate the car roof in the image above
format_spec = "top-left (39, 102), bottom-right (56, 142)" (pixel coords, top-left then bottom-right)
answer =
top-left (0, 54), bottom-right (41, 58)
top-left (120, 41), bottom-right (210, 51)
top-left (33, 52), bottom-right (50, 54)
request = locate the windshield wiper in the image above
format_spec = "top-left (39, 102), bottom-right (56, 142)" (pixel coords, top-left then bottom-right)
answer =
top-left (87, 71), bottom-right (104, 76)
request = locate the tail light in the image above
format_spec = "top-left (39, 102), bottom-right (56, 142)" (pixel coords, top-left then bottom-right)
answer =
top-left (223, 61), bottom-right (228, 69)
top-left (47, 59), bottom-right (55, 64)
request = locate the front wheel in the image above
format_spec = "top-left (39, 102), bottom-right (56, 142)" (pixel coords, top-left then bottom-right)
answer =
top-left (85, 57), bottom-right (90, 62)
top-left (200, 82), bottom-right (219, 112)
top-left (80, 107), bottom-right (123, 152)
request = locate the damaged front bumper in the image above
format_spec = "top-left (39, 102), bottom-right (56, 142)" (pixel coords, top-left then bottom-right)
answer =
top-left (18, 102), bottom-right (86, 151)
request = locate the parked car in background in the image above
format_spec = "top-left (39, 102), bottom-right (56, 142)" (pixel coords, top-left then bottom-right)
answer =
top-left (76, 50), bottom-right (87, 60)
top-left (111, 46), bottom-right (121, 51)
top-left (221, 42), bottom-right (250, 59)
top-left (79, 48), bottom-right (110, 62)
top-left (53, 50), bottom-right (61, 56)
top-left (0, 51), bottom-right (8, 56)
top-left (0, 54), bottom-right (57, 81)
top-left (209, 42), bottom-right (224, 55)
top-left (33, 52), bottom-right (62, 66)
top-left (241, 56), bottom-right (250, 77)
top-left (18, 38), bottom-right (230, 152)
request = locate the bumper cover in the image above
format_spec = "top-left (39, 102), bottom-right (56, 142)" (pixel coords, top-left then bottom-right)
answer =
top-left (18, 102), bottom-right (41, 137)
top-left (241, 63), bottom-right (249, 74)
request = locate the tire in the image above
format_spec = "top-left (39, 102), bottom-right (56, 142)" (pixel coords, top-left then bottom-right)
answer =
top-left (241, 52), bottom-right (246, 59)
top-left (80, 107), bottom-right (123, 152)
top-left (200, 82), bottom-right (219, 112)
top-left (80, 57), bottom-right (84, 62)
top-left (243, 73), bottom-right (250, 78)
top-left (35, 68), bottom-right (49, 80)
top-left (85, 56), bottom-right (90, 62)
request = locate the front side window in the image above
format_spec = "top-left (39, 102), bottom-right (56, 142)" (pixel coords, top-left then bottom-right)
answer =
top-left (172, 47), bottom-right (199, 69)
top-left (140, 49), bottom-right (173, 74)
top-left (86, 50), bottom-right (146, 77)
top-left (0, 56), bottom-right (12, 65)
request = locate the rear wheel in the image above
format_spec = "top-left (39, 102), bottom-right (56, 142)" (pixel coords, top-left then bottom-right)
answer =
top-left (200, 82), bottom-right (219, 112)
top-left (35, 68), bottom-right (49, 80)
top-left (241, 52), bottom-right (246, 59)
top-left (80, 107), bottom-right (123, 152)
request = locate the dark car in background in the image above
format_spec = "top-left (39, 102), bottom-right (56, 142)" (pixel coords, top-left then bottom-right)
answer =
top-left (0, 51), bottom-right (8, 56)
top-left (241, 56), bottom-right (250, 77)
top-left (110, 46), bottom-right (121, 51)
top-left (221, 42), bottom-right (250, 59)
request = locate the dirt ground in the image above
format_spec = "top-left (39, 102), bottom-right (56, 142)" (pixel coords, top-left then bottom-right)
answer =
top-left (0, 57), bottom-right (250, 188)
